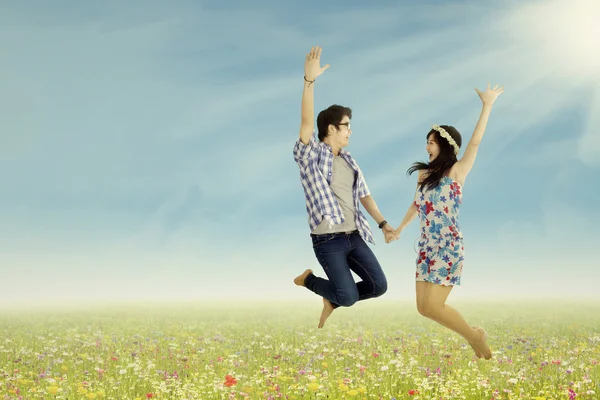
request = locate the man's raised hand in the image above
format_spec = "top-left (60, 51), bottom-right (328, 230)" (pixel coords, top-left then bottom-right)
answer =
top-left (305, 46), bottom-right (330, 82)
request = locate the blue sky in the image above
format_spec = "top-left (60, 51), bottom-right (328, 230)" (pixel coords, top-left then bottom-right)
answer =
top-left (1, 0), bottom-right (599, 305)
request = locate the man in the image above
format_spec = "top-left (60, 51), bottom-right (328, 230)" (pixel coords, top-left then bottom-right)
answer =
top-left (293, 46), bottom-right (397, 329)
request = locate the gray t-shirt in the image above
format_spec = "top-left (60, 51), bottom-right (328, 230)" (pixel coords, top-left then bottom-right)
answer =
top-left (312, 155), bottom-right (358, 234)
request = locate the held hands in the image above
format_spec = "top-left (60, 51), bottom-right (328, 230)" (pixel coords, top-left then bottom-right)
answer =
top-left (305, 46), bottom-right (330, 82)
top-left (383, 224), bottom-right (401, 244)
top-left (475, 83), bottom-right (504, 105)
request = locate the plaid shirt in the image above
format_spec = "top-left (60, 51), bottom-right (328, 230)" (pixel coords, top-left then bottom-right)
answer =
top-left (293, 132), bottom-right (375, 245)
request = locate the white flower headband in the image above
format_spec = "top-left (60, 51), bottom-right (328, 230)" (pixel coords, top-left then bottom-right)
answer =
top-left (432, 124), bottom-right (460, 155)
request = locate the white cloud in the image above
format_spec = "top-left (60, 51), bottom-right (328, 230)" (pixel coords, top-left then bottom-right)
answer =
top-left (578, 87), bottom-right (600, 167)
top-left (481, 200), bottom-right (596, 265)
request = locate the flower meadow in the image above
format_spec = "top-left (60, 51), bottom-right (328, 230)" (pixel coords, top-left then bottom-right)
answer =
top-left (1, 300), bottom-right (598, 399)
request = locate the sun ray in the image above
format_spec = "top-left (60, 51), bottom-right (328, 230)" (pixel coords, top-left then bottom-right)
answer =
top-left (501, 0), bottom-right (600, 79)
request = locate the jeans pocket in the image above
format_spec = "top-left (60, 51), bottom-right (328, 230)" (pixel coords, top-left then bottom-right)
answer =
top-left (312, 234), bottom-right (335, 248)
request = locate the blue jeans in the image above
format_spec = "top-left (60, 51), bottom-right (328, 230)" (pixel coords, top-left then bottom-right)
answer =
top-left (304, 230), bottom-right (388, 308)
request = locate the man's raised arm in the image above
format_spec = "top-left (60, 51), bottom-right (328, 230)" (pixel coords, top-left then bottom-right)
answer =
top-left (299, 46), bottom-right (330, 145)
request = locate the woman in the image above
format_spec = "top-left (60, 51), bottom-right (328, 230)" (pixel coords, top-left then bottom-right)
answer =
top-left (392, 83), bottom-right (504, 360)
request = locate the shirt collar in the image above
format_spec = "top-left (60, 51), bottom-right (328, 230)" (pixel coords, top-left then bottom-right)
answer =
top-left (317, 140), bottom-right (351, 157)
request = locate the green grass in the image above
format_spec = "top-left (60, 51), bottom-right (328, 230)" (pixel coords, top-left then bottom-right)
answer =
top-left (1, 300), bottom-right (598, 399)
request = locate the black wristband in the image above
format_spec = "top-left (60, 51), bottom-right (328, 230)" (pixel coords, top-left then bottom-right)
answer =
top-left (304, 75), bottom-right (315, 85)
top-left (378, 220), bottom-right (387, 229)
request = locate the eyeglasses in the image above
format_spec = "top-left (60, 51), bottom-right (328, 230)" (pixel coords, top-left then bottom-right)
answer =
top-left (337, 122), bottom-right (351, 130)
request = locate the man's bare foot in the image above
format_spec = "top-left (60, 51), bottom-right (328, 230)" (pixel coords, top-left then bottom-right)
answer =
top-left (318, 298), bottom-right (334, 329)
top-left (471, 327), bottom-right (492, 360)
top-left (294, 269), bottom-right (313, 287)
top-left (467, 326), bottom-right (484, 358)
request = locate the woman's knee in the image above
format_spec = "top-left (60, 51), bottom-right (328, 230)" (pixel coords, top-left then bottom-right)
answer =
top-left (416, 300), bottom-right (429, 316)
top-left (417, 300), bottom-right (442, 318)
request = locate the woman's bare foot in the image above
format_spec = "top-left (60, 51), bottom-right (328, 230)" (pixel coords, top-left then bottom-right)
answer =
top-left (467, 326), bottom-right (484, 358)
top-left (293, 269), bottom-right (313, 287)
top-left (471, 327), bottom-right (492, 360)
top-left (318, 298), bottom-right (334, 328)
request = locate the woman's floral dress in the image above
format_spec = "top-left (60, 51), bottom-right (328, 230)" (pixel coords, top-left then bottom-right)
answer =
top-left (414, 176), bottom-right (465, 286)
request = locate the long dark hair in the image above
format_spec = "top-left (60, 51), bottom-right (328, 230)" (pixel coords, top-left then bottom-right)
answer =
top-left (407, 125), bottom-right (462, 191)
